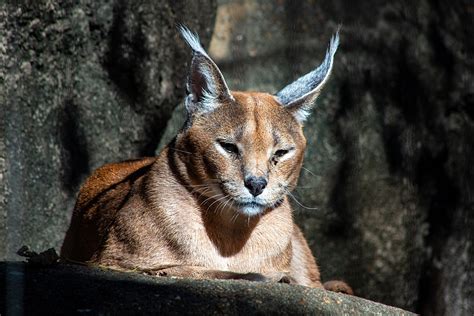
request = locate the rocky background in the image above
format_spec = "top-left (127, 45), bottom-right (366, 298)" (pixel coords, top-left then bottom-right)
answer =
top-left (1, 0), bottom-right (473, 315)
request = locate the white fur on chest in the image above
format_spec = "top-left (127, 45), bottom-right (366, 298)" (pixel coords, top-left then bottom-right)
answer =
top-left (184, 215), bottom-right (292, 272)
top-left (160, 211), bottom-right (292, 272)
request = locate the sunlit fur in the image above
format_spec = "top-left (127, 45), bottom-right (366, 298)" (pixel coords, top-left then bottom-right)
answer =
top-left (60, 27), bottom-right (353, 294)
top-left (175, 91), bottom-right (305, 216)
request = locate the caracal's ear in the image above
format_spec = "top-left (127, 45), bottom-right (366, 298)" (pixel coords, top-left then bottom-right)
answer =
top-left (179, 26), bottom-right (233, 116)
top-left (275, 31), bottom-right (339, 123)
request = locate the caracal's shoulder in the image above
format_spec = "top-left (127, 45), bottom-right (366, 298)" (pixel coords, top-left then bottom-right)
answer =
top-left (76, 157), bottom-right (157, 209)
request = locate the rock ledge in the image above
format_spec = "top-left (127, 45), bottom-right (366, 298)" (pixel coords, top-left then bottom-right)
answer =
top-left (2, 262), bottom-right (415, 315)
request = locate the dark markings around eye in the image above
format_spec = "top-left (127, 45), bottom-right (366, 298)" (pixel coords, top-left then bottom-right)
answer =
top-left (272, 130), bottom-right (281, 146)
top-left (274, 149), bottom-right (289, 158)
top-left (219, 141), bottom-right (239, 155)
top-left (272, 147), bottom-right (295, 164)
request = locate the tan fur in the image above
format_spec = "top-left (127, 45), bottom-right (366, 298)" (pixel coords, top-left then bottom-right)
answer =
top-left (61, 91), bottom-right (349, 291)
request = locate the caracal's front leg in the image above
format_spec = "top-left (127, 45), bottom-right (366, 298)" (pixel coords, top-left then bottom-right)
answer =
top-left (142, 265), bottom-right (295, 284)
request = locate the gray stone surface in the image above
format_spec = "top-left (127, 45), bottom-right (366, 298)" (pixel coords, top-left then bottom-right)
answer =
top-left (0, 0), bottom-right (216, 259)
top-left (1, 262), bottom-right (415, 315)
top-left (158, 1), bottom-right (473, 314)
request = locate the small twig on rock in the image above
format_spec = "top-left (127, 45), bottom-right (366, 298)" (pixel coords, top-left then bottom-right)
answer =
top-left (17, 245), bottom-right (60, 266)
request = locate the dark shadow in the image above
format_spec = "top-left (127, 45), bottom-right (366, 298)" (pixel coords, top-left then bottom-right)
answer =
top-left (0, 262), bottom-right (265, 315)
top-left (366, 15), bottom-right (465, 313)
top-left (283, 0), bottom-right (305, 83)
top-left (103, 0), bottom-right (145, 105)
top-left (102, 1), bottom-right (170, 157)
top-left (140, 118), bottom-right (167, 157)
top-left (201, 209), bottom-right (262, 257)
top-left (59, 98), bottom-right (90, 192)
top-left (1, 261), bottom-right (391, 315)
top-left (326, 79), bottom-right (357, 238)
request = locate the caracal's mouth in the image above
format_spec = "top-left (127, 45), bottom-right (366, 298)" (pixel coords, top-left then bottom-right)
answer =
top-left (196, 185), bottom-right (267, 216)
top-left (234, 201), bottom-right (266, 216)
top-left (232, 197), bottom-right (285, 216)
top-left (234, 201), bottom-right (265, 216)
top-left (214, 182), bottom-right (286, 216)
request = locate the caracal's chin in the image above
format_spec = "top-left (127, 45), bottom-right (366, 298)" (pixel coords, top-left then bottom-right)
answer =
top-left (236, 202), bottom-right (266, 216)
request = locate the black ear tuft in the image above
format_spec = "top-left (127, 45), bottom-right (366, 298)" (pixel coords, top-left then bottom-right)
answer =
top-left (179, 26), bottom-right (233, 115)
top-left (275, 31), bottom-right (340, 123)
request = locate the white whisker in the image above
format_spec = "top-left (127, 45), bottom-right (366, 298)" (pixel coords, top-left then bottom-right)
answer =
top-left (169, 147), bottom-right (194, 155)
top-left (285, 190), bottom-right (319, 210)
top-left (201, 193), bottom-right (224, 207)
top-left (231, 211), bottom-right (240, 224)
top-left (301, 166), bottom-right (318, 177)
top-left (206, 195), bottom-right (229, 212)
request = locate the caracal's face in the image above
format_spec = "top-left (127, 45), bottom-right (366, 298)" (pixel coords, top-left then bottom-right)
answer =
top-left (176, 27), bottom-right (339, 216)
top-left (181, 91), bottom-right (306, 216)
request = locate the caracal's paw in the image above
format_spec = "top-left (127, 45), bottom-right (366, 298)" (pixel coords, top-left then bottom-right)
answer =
top-left (323, 280), bottom-right (354, 295)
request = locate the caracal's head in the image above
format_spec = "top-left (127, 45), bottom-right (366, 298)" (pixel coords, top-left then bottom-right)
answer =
top-left (174, 27), bottom-right (339, 217)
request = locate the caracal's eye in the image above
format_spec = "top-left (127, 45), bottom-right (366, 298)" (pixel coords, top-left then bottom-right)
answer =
top-left (219, 141), bottom-right (239, 155)
top-left (272, 147), bottom-right (294, 165)
top-left (274, 149), bottom-right (289, 158)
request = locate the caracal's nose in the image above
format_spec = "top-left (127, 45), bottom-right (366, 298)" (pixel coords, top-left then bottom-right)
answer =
top-left (244, 176), bottom-right (268, 196)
